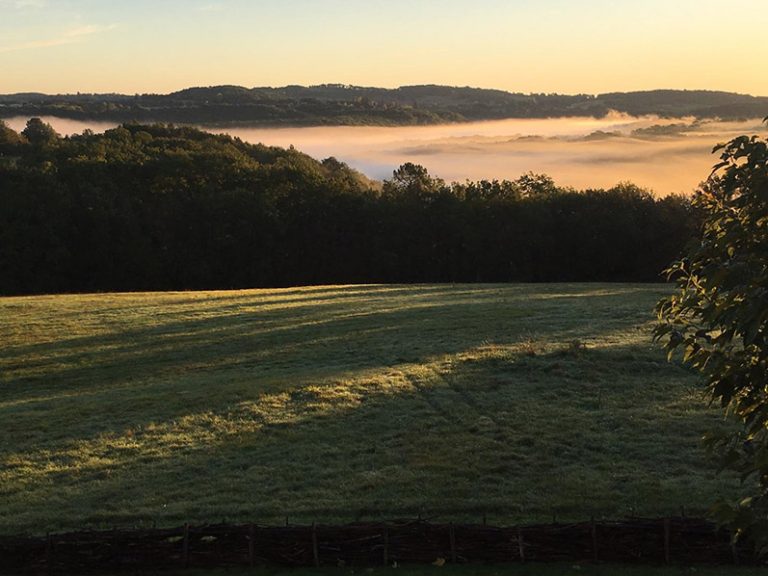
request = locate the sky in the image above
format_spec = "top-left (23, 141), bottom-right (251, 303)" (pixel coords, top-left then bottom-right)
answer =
top-left (1, 0), bottom-right (766, 95)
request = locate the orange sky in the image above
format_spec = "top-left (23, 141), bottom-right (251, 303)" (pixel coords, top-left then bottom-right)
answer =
top-left (1, 0), bottom-right (767, 95)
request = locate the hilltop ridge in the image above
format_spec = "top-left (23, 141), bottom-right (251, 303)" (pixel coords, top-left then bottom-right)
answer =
top-left (1, 85), bottom-right (766, 126)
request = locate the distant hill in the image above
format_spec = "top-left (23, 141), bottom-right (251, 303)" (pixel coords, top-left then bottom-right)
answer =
top-left (0, 85), bottom-right (766, 126)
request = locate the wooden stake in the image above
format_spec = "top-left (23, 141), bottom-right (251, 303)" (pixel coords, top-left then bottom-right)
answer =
top-left (664, 518), bottom-right (671, 564)
top-left (182, 523), bottom-right (190, 568)
top-left (111, 527), bottom-right (118, 569)
top-left (517, 527), bottom-right (525, 563)
top-left (248, 523), bottom-right (255, 567)
top-left (449, 523), bottom-right (457, 563)
top-left (45, 532), bottom-right (52, 574)
top-left (311, 522), bottom-right (320, 567)
top-left (383, 525), bottom-right (389, 566)
top-left (591, 516), bottom-right (598, 563)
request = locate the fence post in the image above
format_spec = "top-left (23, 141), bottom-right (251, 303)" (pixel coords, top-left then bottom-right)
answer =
top-left (182, 523), bottom-right (190, 568)
top-left (45, 532), bottom-right (53, 574)
top-left (664, 518), bottom-right (671, 564)
top-left (311, 522), bottom-right (320, 567)
top-left (383, 525), bottom-right (389, 567)
top-left (449, 523), bottom-right (457, 563)
top-left (248, 523), bottom-right (255, 567)
top-left (111, 527), bottom-right (118, 569)
top-left (517, 527), bottom-right (525, 563)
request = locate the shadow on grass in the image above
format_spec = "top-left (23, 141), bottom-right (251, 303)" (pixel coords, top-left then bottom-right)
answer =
top-left (1, 331), bottom-right (734, 536)
top-left (2, 285), bottom-right (671, 445)
top-left (3, 284), bottom-right (662, 390)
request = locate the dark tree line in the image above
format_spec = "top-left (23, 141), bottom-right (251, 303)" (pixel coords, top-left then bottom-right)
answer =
top-left (0, 119), bottom-right (699, 295)
top-left (2, 86), bottom-right (766, 127)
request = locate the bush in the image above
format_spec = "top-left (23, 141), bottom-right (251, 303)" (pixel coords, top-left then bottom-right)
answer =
top-left (655, 125), bottom-right (768, 549)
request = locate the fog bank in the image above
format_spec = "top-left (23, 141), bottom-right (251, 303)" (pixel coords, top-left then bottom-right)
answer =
top-left (6, 114), bottom-right (766, 196)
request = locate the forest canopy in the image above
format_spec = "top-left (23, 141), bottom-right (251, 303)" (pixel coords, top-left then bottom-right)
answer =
top-left (1, 86), bottom-right (766, 127)
top-left (0, 119), bottom-right (699, 295)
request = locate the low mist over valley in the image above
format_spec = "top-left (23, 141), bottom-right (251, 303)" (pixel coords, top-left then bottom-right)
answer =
top-left (219, 114), bottom-right (765, 194)
top-left (6, 113), bottom-right (765, 194)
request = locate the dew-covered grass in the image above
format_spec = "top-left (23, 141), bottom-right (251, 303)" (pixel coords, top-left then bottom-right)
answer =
top-left (0, 284), bottom-right (739, 535)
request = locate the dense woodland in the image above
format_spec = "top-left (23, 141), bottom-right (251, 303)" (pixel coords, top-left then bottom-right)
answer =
top-left (0, 119), bottom-right (699, 295)
top-left (1, 85), bottom-right (767, 126)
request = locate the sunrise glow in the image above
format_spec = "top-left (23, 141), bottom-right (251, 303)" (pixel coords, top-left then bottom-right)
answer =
top-left (1, 0), bottom-right (766, 96)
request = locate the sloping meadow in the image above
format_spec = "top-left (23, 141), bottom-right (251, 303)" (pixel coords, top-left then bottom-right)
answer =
top-left (0, 284), bottom-right (741, 534)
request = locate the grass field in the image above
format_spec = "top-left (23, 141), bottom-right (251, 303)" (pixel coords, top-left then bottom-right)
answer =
top-left (0, 284), bottom-right (741, 535)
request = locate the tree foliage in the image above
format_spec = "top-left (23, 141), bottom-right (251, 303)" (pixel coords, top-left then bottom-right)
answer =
top-left (1, 87), bottom-right (767, 126)
top-left (21, 117), bottom-right (59, 147)
top-left (655, 126), bottom-right (768, 547)
top-left (0, 121), bottom-right (698, 294)
top-left (0, 120), bottom-right (26, 154)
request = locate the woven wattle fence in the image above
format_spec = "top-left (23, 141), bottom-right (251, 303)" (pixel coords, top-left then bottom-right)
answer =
top-left (0, 517), bottom-right (756, 573)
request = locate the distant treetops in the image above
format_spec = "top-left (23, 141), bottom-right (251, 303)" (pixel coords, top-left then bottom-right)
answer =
top-left (1, 86), bottom-right (766, 126)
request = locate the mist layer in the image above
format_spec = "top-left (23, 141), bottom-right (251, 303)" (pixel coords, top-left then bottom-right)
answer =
top-left (6, 115), bottom-right (766, 195)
